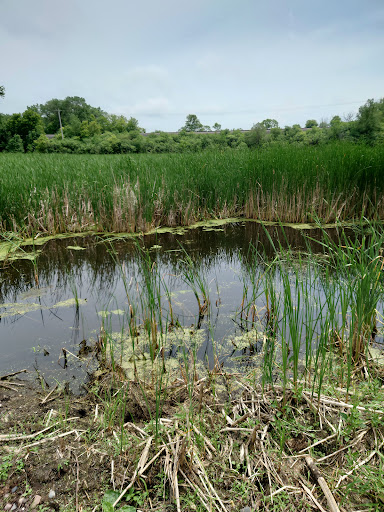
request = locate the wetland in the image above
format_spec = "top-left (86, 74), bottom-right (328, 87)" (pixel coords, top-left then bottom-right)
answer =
top-left (1, 219), bottom-right (384, 511)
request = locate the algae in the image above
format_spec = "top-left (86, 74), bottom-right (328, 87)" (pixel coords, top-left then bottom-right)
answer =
top-left (0, 297), bottom-right (87, 318)
top-left (53, 298), bottom-right (87, 308)
top-left (229, 326), bottom-right (264, 350)
top-left (105, 326), bottom-right (206, 380)
top-left (98, 309), bottom-right (125, 317)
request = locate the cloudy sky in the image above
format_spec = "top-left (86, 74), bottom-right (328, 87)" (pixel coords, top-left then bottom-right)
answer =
top-left (0, 0), bottom-right (383, 132)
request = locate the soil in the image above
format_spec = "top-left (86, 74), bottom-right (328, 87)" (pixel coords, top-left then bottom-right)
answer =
top-left (1, 364), bottom-right (384, 512)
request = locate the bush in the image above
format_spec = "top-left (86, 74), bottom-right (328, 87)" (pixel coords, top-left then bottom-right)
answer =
top-left (6, 134), bottom-right (24, 153)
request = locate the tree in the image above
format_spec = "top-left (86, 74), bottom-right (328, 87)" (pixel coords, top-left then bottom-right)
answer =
top-left (31, 96), bottom-right (107, 134)
top-left (6, 134), bottom-right (24, 153)
top-left (261, 119), bottom-right (279, 129)
top-left (213, 122), bottom-right (221, 132)
top-left (0, 86), bottom-right (5, 98)
top-left (305, 119), bottom-right (318, 128)
top-left (245, 123), bottom-right (267, 147)
top-left (180, 114), bottom-right (204, 132)
top-left (6, 108), bottom-right (45, 150)
top-left (356, 99), bottom-right (383, 143)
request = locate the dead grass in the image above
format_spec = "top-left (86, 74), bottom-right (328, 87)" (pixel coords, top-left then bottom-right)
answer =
top-left (1, 361), bottom-right (384, 512)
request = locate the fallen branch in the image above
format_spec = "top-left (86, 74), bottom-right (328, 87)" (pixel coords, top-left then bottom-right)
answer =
top-left (306, 456), bottom-right (340, 512)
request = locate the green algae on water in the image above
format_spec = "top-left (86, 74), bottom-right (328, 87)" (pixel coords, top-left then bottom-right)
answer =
top-left (0, 297), bottom-right (87, 318)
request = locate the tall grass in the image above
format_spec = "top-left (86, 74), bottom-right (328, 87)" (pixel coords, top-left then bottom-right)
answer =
top-left (1, 143), bottom-right (384, 235)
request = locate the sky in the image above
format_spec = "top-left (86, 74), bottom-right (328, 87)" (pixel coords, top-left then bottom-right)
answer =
top-left (0, 0), bottom-right (383, 132)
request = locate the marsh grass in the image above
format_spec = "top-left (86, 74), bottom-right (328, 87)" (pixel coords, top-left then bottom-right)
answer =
top-left (1, 143), bottom-right (384, 235)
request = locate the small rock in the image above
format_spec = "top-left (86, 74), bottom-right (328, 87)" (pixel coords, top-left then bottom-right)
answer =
top-left (11, 486), bottom-right (17, 493)
top-left (18, 497), bottom-right (26, 506)
top-left (10, 505), bottom-right (16, 511)
top-left (4, 504), bottom-right (12, 511)
top-left (240, 508), bottom-right (252, 512)
top-left (30, 495), bottom-right (42, 510)
top-left (48, 489), bottom-right (56, 499)
top-left (4, 494), bottom-right (9, 499)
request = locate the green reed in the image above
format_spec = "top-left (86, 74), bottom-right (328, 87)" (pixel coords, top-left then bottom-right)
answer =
top-left (1, 143), bottom-right (384, 235)
top-left (97, 219), bottom-right (384, 445)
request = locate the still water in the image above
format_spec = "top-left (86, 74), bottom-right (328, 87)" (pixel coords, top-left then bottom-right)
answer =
top-left (0, 221), bottom-right (374, 391)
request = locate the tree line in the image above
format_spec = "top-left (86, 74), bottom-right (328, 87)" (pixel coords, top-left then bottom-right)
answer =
top-left (0, 90), bottom-right (383, 154)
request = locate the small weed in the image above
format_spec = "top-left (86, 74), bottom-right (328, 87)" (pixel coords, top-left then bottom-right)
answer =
top-left (0, 453), bottom-right (24, 481)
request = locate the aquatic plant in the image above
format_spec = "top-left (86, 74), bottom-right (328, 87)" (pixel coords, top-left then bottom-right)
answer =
top-left (0, 143), bottom-right (383, 235)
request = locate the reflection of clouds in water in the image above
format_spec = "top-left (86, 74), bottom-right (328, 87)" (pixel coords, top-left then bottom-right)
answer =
top-left (0, 223), bottom-right (357, 384)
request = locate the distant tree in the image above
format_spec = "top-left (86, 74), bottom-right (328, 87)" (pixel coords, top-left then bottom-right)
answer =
top-left (6, 108), bottom-right (45, 150)
top-left (31, 96), bottom-right (107, 134)
top-left (180, 114), bottom-right (204, 132)
top-left (270, 127), bottom-right (282, 141)
top-left (343, 112), bottom-right (355, 122)
top-left (261, 119), bottom-right (279, 129)
top-left (213, 122), bottom-right (221, 132)
top-left (305, 119), bottom-right (318, 128)
top-left (284, 124), bottom-right (305, 143)
top-left (356, 98), bottom-right (383, 143)
top-left (245, 123), bottom-right (267, 147)
top-left (6, 134), bottom-right (24, 153)
top-left (0, 86), bottom-right (5, 98)
top-left (107, 115), bottom-right (140, 133)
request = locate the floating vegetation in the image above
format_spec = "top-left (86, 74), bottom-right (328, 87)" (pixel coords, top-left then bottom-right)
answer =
top-left (0, 297), bottom-right (87, 318)
top-left (104, 327), bottom-right (206, 380)
top-left (98, 309), bottom-right (125, 318)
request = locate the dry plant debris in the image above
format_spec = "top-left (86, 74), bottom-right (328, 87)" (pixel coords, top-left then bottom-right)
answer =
top-left (1, 368), bottom-right (384, 512)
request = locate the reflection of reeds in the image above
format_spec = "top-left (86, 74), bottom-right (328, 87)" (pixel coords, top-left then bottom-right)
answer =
top-left (179, 246), bottom-right (211, 326)
top-left (94, 218), bottom-right (384, 454)
top-left (1, 144), bottom-right (384, 235)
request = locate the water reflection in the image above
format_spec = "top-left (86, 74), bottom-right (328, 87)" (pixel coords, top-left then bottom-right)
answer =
top-left (0, 222), bottom-right (357, 391)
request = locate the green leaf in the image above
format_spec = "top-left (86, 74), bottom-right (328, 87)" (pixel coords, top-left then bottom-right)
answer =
top-left (119, 507), bottom-right (136, 512)
top-left (102, 490), bottom-right (120, 512)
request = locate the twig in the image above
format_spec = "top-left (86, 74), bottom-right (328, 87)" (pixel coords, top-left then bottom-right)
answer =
top-left (300, 480), bottom-right (328, 512)
top-left (113, 436), bottom-right (153, 508)
top-left (335, 440), bottom-right (384, 488)
top-left (0, 417), bottom-right (79, 441)
top-left (192, 424), bottom-right (217, 453)
top-left (304, 392), bottom-right (384, 415)
top-left (306, 456), bottom-right (340, 512)
top-left (180, 469), bottom-right (210, 512)
top-left (0, 382), bottom-right (19, 391)
top-left (0, 369), bottom-right (27, 380)
top-left (317, 429), bottom-right (368, 462)
top-left (75, 453), bottom-right (80, 512)
top-left (123, 421), bottom-right (148, 438)
top-left (298, 432), bottom-right (338, 454)
top-left (17, 429), bottom-right (83, 452)
top-left (40, 384), bottom-right (58, 404)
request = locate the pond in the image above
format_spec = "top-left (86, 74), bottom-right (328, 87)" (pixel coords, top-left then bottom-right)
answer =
top-left (1, 221), bottom-right (382, 392)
